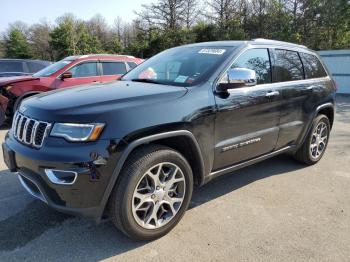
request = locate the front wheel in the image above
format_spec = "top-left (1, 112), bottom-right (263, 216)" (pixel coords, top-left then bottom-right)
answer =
top-left (294, 114), bottom-right (330, 165)
top-left (108, 145), bottom-right (193, 241)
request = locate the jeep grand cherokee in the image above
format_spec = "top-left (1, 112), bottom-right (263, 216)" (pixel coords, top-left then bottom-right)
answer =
top-left (2, 39), bottom-right (335, 240)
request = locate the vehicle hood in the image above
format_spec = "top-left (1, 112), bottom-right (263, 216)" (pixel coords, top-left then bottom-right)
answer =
top-left (22, 81), bottom-right (188, 122)
top-left (0, 75), bottom-right (38, 86)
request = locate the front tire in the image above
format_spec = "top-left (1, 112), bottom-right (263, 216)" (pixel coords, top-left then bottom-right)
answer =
top-left (294, 114), bottom-right (330, 165)
top-left (108, 145), bottom-right (193, 241)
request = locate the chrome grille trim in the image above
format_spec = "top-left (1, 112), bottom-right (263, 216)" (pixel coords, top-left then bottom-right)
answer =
top-left (12, 111), bottom-right (51, 148)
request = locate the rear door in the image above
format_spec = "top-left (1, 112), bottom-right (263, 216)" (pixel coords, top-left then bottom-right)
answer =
top-left (271, 49), bottom-right (318, 149)
top-left (100, 61), bottom-right (128, 82)
top-left (213, 48), bottom-right (282, 170)
top-left (54, 61), bottom-right (101, 88)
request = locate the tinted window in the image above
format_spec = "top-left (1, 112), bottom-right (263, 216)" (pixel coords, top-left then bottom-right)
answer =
top-left (0, 61), bottom-right (24, 73)
top-left (274, 49), bottom-right (304, 82)
top-left (300, 53), bottom-right (327, 79)
top-left (231, 48), bottom-right (271, 84)
top-left (101, 62), bottom-right (127, 75)
top-left (27, 62), bottom-right (47, 73)
top-left (70, 62), bottom-right (98, 78)
top-left (127, 62), bottom-right (138, 69)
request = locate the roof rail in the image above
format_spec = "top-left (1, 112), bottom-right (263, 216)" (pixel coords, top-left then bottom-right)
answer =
top-left (252, 38), bottom-right (307, 49)
top-left (85, 54), bottom-right (135, 58)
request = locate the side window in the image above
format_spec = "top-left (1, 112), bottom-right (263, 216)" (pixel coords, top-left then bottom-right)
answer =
top-left (27, 62), bottom-right (46, 73)
top-left (0, 61), bottom-right (24, 72)
top-left (69, 62), bottom-right (98, 78)
top-left (231, 48), bottom-right (271, 84)
top-left (101, 62), bottom-right (127, 75)
top-left (300, 53), bottom-right (327, 79)
top-left (273, 49), bottom-right (304, 82)
top-left (127, 62), bottom-right (138, 69)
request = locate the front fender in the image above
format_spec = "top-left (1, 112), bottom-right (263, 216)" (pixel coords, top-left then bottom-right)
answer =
top-left (96, 130), bottom-right (205, 222)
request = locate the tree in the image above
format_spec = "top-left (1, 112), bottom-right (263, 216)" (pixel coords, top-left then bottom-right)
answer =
top-left (29, 20), bottom-right (53, 60)
top-left (50, 14), bottom-right (102, 60)
top-left (1, 1), bottom-right (349, 60)
top-left (4, 27), bottom-right (32, 58)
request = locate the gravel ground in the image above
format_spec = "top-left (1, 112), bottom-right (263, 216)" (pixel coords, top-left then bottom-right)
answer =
top-left (0, 95), bottom-right (349, 262)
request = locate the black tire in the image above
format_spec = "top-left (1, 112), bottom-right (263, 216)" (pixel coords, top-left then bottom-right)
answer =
top-left (108, 144), bottom-right (193, 241)
top-left (294, 114), bottom-right (330, 165)
top-left (0, 106), bottom-right (5, 127)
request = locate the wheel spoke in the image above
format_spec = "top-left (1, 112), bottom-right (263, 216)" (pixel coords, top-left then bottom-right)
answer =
top-left (132, 162), bottom-right (186, 229)
top-left (146, 204), bottom-right (160, 227)
top-left (165, 168), bottom-right (185, 191)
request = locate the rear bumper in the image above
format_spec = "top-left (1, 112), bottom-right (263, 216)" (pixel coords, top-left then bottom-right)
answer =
top-left (3, 131), bottom-right (122, 222)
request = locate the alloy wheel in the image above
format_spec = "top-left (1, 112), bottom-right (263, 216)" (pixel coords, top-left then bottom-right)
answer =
top-left (131, 162), bottom-right (186, 229)
top-left (310, 121), bottom-right (328, 160)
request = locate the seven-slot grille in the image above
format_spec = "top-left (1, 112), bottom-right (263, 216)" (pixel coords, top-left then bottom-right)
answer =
top-left (12, 112), bottom-right (51, 148)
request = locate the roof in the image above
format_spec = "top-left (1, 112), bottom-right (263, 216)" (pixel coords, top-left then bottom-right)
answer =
top-left (63, 54), bottom-right (137, 61)
top-left (0, 58), bottom-right (51, 63)
top-left (183, 38), bottom-right (309, 50)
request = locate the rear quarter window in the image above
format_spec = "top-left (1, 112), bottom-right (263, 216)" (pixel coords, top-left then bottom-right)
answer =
top-left (273, 49), bottom-right (304, 82)
top-left (127, 62), bottom-right (138, 69)
top-left (300, 53), bottom-right (328, 79)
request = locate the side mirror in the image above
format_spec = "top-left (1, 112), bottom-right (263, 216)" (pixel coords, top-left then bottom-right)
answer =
top-left (217, 68), bottom-right (257, 92)
top-left (60, 71), bottom-right (72, 80)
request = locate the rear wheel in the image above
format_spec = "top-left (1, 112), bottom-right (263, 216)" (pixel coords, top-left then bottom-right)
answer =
top-left (294, 114), bottom-right (330, 165)
top-left (108, 145), bottom-right (193, 240)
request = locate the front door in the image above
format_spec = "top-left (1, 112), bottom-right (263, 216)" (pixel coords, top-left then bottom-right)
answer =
top-left (213, 48), bottom-right (281, 171)
top-left (54, 61), bottom-right (101, 89)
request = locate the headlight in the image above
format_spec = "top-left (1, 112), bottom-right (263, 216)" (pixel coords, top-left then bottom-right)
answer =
top-left (50, 123), bottom-right (105, 142)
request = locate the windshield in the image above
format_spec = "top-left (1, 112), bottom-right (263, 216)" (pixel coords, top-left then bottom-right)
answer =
top-left (33, 60), bottom-right (71, 77)
top-left (122, 46), bottom-right (235, 86)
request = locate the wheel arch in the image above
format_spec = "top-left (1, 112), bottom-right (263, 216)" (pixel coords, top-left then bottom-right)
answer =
top-left (317, 104), bottom-right (334, 128)
top-left (97, 130), bottom-right (205, 222)
top-left (13, 91), bottom-right (42, 112)
top-left (296, 102), bottom-right (335, 150)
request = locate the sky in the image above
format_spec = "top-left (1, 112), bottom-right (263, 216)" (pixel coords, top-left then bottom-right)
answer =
top-left (0, 0), bottom-right (153, 32)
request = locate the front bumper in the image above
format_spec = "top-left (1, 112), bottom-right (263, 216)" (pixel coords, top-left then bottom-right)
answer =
top-left (3, 131), bottom-right (122, 221)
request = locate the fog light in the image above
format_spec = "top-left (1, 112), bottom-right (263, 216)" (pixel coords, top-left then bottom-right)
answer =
top-left (45, 169), bottom-right (77, 185)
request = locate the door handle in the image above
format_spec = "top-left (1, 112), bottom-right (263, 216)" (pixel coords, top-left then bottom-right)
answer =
top-left (265, 91), bottom-right (280, 98)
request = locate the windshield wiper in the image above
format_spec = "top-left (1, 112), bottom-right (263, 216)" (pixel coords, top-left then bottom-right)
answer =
top-left (130, 78), bottom-right (163, 85)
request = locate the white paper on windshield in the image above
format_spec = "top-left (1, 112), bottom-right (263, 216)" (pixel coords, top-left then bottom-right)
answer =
top-left (198, 49), bottom-right (226, 55)
top-left (174, 75), bottom-right (188, 83)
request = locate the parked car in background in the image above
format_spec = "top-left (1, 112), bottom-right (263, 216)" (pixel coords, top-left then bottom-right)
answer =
top-left (0, 59), bottom-right (51, 77)
top-left (0, 54), bottom-right (143, 125)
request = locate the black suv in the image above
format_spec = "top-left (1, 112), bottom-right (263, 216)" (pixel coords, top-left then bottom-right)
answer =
top-left (2, 39), bottom-right (335, 240)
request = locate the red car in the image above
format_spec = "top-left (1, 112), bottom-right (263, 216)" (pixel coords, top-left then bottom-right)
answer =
top-left (0, 54), bottom-right (143, 125)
